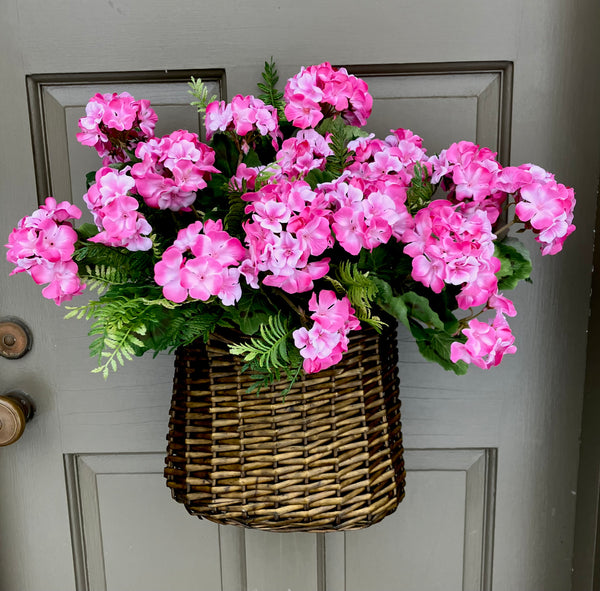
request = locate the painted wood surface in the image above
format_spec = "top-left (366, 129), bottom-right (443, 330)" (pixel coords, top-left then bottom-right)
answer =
top-left (1, 0), bottom-right (599, 589)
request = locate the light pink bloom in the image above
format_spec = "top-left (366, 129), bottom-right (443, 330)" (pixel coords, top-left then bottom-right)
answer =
top-left (181, 257), bottom-right (224, 301)
top-left (30, 260), bottom-right (85, 305)
top-left (76, 92), bottom-right (157, 163)
top-left (154, 246), bottom-right (188, 303)
top-left (217, 267), bottom-right (242, 306)
top-left (173, 221), bottom-right (204, 252)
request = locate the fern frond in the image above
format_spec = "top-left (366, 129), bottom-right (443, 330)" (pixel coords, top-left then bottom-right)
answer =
top-left (406, 162), bottom-right (436, 214)
top-left (80, 264), bottom-right (129, 294)
top-left (74, 243), bottom-right (154, 284)
top-left (321, 118), bottom-right (352, 176)
top-left (257, 58), bottom-right (286, 116)
top-left (65, 293), bottom-right (192, 378)
top-left (223, 189), bottom-right (247, 236)
top-left (188, 77), bottom-right (218, 119)
top-left (228, 315), bottom-right (292, 369)
top-left (327, 261), bottom-right (386, 332)
top-left (336, 262), bottom-right (378, 313)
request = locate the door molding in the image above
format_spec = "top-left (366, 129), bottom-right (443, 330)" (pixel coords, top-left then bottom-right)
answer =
top-left (65, 448), bottom-right (497, 591)
top-left (26, 69), bottom-right (226, 205)
top-left (344, 61), bottom-right (513, 165)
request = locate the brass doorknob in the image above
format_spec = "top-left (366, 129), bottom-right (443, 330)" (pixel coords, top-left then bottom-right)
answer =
top-left (0, 392), bottom-right (35, 446)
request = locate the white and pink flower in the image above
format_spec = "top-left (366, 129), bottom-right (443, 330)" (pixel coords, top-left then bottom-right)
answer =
top-left (5, 197), bottom-right (85, 304)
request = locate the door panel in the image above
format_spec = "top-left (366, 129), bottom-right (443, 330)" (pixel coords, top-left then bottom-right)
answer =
top-left (2, 1), bottom-right (599, 590)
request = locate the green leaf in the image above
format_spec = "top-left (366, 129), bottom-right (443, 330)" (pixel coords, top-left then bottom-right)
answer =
top-left (303, 168), bottom-right (337, 190)
top-left (188, 76), bottom-right (218, 118)
top-left (210, 133), bottom-right (238, 178)
top-left (494, 237), bottom-right (533, 291)
top-left (319, 118), bottom-right (353, 176)
top-left (406, 162), bottom-right (436, 214)
top-left (85, 170), bottom-right (97, 190)
top-left (257, 58), bottom-right (286, 116)
top-left (402, 291), bottom-right (444, 330)
top-left (76, 223), bottom-right (100, 241)
top-left (242, 149), bottom-right (262, 168)
top-left (228, 314), bottom-right (292, 370)
top-left (409, 323), bottom-right (468, 375)
top-left (376, 285), bottom-right (410, 329)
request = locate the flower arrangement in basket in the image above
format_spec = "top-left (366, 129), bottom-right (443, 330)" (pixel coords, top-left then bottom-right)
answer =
top-left (5, 61), bottom-right (576, 531)
top-left (6, 60), bottom-right (575, 384)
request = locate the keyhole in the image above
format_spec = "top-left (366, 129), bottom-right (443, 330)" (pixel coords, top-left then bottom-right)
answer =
top-left (3, 334), bottom-right (16, 348)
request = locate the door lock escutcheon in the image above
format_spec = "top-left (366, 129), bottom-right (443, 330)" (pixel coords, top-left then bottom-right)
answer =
top-left (0, 318), bottom-right (32, 359)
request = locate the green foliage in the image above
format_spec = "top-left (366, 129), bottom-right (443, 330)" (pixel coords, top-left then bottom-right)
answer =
top-left (188, 77), bottom-right (218, 119)
top-left (328, 261), bottom-right (385, 330)
top-left (495, 237), bottom-right (533, 290)
top-left (73, 242), bottom-right (155, 289)
top-left (228, 314), bottom-right (303, 397)
top-left (257, 58), bottom-right (286, 117)
top-left (223, 190), bottom-right (246, 236)
top-left (409, 323), bottom-right (468, 375)
top-left (228, 314), bottom-right (292, 369)
top-left (76, 223), bottom-right (100, 241)
top-left (320, 118), bottom-right (354, 176)
top-left (374, 278), bottom-right (465, 374)
top-left (374, 278), bottom-right (409, 329)
top-left (223, 292), bottom-right (275, 335)
top-left (66, 287), bottom-right (222, 378)
top-left (358, 240), bottom-right (413, 284)
top-left (85, 171), bottom-right (97, 191)
top-left (303, 168), bottom-right (337, 190)
top-left (210, 133), bottom-right (239, 178)
top-left (65, 292), bottom-right (162, 378)
top-left (144, 302), bottom-right (222, 353)
top-left (406, 162), bottom-right (436, 214)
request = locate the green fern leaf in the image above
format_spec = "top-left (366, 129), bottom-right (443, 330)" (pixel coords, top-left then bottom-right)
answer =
top-left (257, 58), bottom-right (286, 116)
top-left (188, 77), bottom-right (218, 119)
top-left (229, 315), bottom-right (292, 370)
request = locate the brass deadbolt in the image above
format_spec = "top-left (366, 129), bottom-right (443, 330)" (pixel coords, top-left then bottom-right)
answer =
top-left (0, 318), bottom-right (32, 359)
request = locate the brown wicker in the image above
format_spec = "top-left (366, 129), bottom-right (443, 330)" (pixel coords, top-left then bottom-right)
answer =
top-left (164, 323), bottom-right (405, 532)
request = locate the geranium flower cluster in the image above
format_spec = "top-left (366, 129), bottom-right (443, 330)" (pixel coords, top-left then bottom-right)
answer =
top-left (513, 167), bottom-right (576, 255)
top-left (284, 62), bottom-right (372, 128)
top-left (6, 198), bottom-right (85, 305)
top-left (154, 220), bottom-right (246, 305)
top-left (276, 129), bottom-right (333, 178)
top-left (84, 167), bottom-right (153, 251)
top-left (347, 128), bottom-right (430, 185)
top-left (205, 95), bottom-right (280, 151)
top-left (241, 179), bottom-right (332, 294)
top-left (76, 91), bottom-right (157, 164)
top-left (131, 130), bottom-right (219, 211)
top-left (403, 201), bottom-right (498, 307)
top-left (293, 290), bottom-right (361, 373)
top-left (430, 142), bottom-right (576, 255)
top-left (450, 311), bottom-right (517, 370)
top-left (5, 61), bottom-right (577, 378)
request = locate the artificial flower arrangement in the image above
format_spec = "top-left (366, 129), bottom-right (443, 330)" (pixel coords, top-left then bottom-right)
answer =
top-left (5, 60), bottom-right (576, 388)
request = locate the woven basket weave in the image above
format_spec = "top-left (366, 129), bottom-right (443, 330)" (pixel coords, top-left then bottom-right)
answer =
top-left (164, 323), bottom-right (405, 532)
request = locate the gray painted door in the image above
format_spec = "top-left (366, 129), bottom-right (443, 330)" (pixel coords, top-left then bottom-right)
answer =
top-left (1, 1), bottom-right (599, 590)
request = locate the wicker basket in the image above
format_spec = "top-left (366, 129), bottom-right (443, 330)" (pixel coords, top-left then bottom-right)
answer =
top-left (164, 323), bottom-right (405, 532)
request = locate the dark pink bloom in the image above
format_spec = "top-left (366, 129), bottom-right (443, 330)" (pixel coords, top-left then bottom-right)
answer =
top-left (284, 62), bottom-right (372, 129)
top-left (450, 312), bottom-right (516, 369)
